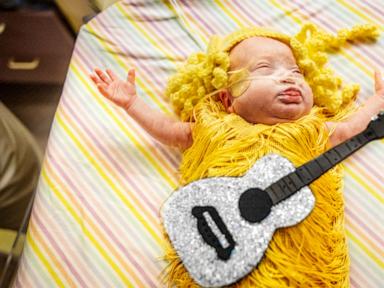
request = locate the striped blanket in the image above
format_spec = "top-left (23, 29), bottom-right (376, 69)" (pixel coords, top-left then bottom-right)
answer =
top-left (15, 0), bottom-right (383, 287)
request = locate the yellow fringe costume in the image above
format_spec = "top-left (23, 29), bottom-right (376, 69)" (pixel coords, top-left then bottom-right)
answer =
top-left (162, 24), bottom-right (379, 287)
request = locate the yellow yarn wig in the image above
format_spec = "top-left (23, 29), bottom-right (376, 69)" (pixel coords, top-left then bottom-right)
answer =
top-left (162, 24), bottom-right (379, 287)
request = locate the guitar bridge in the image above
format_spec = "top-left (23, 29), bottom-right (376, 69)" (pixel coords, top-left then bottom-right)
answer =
top-left (192, 206), bottom-right (236, 261)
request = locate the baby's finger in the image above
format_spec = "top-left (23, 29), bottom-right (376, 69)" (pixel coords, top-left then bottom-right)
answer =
top-left (374, 70), bottom-right (383, 92)
top-left (90, 74), bottom-right (101, 85)
top-left (106, 69), bottom-right (117, 81)
top-left (127, 68), bottom-right (135, 84)
top-left (95, 68), bottom-right (111, 84)
top-left (97, 83), bottom-right (110, 98)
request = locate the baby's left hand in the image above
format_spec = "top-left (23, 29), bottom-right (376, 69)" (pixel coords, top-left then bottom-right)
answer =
top-left (328, 69), bottom-right (384, 146)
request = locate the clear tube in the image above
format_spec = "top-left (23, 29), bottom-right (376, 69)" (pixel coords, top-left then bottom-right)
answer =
top-left (205, 73), bottom-right (305, 98)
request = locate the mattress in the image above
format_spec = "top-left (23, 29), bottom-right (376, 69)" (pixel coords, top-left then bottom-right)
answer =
top-left (14, 0), bottom-right (383, 287)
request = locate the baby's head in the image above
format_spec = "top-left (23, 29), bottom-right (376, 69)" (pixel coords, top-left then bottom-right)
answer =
top-left (166, 24), bottom-right (379, 123)
top-left (220, 36), bottom-right (313, 125)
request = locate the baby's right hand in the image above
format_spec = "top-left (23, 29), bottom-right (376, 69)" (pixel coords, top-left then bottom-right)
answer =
top-left (90, 68), bottom-right (137, 110)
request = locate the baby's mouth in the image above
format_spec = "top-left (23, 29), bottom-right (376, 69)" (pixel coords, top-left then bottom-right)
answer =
top-left (277, 87), bottom-right (302, 104)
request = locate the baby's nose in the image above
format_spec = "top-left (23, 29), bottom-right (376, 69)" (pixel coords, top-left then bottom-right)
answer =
top-left (280, 75), bottom-right (296, 84)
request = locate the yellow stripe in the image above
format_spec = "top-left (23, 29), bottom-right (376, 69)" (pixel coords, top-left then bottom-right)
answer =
top-left (269, 0), bottom-right (374, 75)
top-left (41, 168), bottom-right (135, 286)
top-left (72, 63), bottom-right (178, 189)
top-left (44, 160), bottom-right (152, 285)
top-left (269, 0), bottom-right (302, 23)
top-left (162, 0), bottom-right (208, 46)
top-left (345, 166), bottom-right (384, 203)
top-left (336, 0), bottom-right (384, 31)
top-left (29, 221), bottom-right (78, 287)
top-left (54, 113), bottom-right (164, 246)
top-left (213, 0), bottom-right (245, 28)
top-left (220, 0), bottom-right (254, 27)
top-left (346, 217), bottom-right (383, 257)
top-left (116, 4), bottom-right (176, 62)
top-left (27, 230), bottom-right (66, 287)
top-left (346, 160), bottom-right (384, 194)
top-left (57, 105), bottom-right (161, 230)
top-left (346, 229), bottom-right (384, 269)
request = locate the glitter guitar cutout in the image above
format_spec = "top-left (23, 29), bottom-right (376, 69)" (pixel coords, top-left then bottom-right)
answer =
top-left (161, 112), bottom-right (384, 287)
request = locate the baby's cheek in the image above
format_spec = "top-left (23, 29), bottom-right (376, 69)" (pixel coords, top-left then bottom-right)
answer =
top-left (304, 85), bottom-right (314, 105)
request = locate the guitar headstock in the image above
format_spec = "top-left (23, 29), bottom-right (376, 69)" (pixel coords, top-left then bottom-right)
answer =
top-left (367, 111), bottom-right (384, 139)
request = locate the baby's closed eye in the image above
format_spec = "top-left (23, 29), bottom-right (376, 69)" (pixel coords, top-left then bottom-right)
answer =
top-left (253, 63), bottom-right (273, 75)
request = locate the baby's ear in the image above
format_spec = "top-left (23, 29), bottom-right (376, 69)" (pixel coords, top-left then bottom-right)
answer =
top-left (219, 90), bottom-right (234, 113)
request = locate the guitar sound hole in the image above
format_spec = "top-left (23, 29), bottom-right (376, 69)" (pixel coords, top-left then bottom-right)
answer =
top-left (238, 188), bottom-right (272, 223)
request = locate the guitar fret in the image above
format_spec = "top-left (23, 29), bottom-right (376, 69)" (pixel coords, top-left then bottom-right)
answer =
top-left (287, 173), bottom-right (304, 190)
top-left (283, 177), bottom-right (296, 194)
top-left (275, 183), bottom-right (285, 202)
top-left (296, 166), bottom-right (312, 185)
top-left (278, 181), bottom-right (288, 198)
top-left (267, 184), bottom-right (280, 204)
top-left (324, 150), bottom-right (340, 165)
top-left (334, 144), bottom-right (351, 159)
top-left (316, 155), bottom-right (332, 171)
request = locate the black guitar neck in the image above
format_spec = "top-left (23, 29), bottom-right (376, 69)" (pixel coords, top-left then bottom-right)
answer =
top-left (265, 127), bottom-right (379, 205)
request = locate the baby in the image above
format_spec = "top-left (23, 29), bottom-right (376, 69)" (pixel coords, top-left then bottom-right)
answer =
top-left (91, 25), bottom-right (382, 287)
top-left (91, 36), bottom-right (383, 151)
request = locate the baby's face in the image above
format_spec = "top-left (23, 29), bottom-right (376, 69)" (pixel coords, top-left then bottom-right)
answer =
top-left (224, 37), bottom-right (313, 125)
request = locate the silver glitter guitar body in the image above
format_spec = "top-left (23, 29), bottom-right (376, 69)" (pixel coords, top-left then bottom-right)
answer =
top-left (161, 112), bottom-right (384, 287)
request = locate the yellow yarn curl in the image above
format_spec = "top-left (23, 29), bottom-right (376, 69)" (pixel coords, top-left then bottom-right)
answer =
top-left (165, 23), bottom-right (379, 121)
top-left (290, 23), bottom-right (379, 113)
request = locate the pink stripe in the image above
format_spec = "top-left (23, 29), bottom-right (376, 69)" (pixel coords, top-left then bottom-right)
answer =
top-left (182, 1), bottom-right (216, 35)
top-left (125, 3), bottom-right (192, 58)
top-left (61, 96), bottom-right (159, 215)
top-left (32, 206), bottom-right (90, 287)
top-left (349, 264), bottom-right (366, 288)
top-left (350, 0), bottom-right (384, 24)
top-left (51, 129), bottom-right (164, 257)
top-left (57, 101), bottom-right (163, 239)
top-left (52, 113), bottom-right (164, 246)
top-left (352, 154), bottom-right (384, 189)
top-left (48, 158), bottom-right (158, 287)
top-left (16, 248), bottom-right (46, 287)
top-left (344, 191), bottom-right (383, 238)
top-left (90, 13), bottom-right (171, 90)
top-left (196, 0), bottom-right (235, 33)
top-left (345, 206), bottom-right (384, 247)
top-left (360, 0), bottom-right (384, 16)
top-left (349, 249), bottom-right (382, 285)
top-left (350, 277), bottom-right (361, 288)
top-left (34, 181), bottom-right (112, 286)
top-left (231, 0), bottom-right (264, 26)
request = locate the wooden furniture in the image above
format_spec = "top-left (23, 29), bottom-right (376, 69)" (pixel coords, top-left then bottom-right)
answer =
top-left (54, 0), bottom-right (95, 32)
top-left (54, 0), bottom-right (119, 33)
top-left (0, 9), bottom-right (74, 84)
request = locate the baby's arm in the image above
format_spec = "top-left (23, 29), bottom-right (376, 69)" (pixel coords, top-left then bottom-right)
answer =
top-left (329, 70), bottom-right (384, 146)
top-left (90, 68), bottom-right (193, 150)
